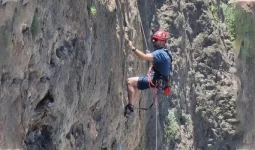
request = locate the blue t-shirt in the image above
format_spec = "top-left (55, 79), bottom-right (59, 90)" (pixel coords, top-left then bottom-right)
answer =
top-left (151, 48), bottom-right (172, 76)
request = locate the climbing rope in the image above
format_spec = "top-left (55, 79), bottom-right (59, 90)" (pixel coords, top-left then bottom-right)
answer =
top-left (155, 100), bottom-right (158, 150)
top-left (147, 65), bottom-right (158, 150)
top-left (145, 64), bottom-right (159, 150)
top-left (136, 1), bottom-right (149, 51)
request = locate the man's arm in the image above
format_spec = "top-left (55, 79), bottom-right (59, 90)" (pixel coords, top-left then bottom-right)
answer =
top-left (133, 49), bottom-right (153, 61)
top-left (129, 41), bottom-right (153, 61)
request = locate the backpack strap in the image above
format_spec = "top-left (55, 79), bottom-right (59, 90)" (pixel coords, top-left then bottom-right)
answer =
top-left (163, 49), bottom-right (173, 63)
top-left (163, 48), bottom-right (173, 72)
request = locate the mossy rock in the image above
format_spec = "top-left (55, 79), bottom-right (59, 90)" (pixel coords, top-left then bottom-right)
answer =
top-left (31, 9), bottom-right (39, 39)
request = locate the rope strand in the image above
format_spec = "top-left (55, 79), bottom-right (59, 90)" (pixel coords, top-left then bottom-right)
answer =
top-left (155, 101), bottom-right (158, 150)
top-left (147, 65), bottom-right (158, 150)
top-left (136, 1), bottom-right (149, 51)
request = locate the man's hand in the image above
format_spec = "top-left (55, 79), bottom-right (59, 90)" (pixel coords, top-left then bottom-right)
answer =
top-left (129, 41), bottom-right (136, 50)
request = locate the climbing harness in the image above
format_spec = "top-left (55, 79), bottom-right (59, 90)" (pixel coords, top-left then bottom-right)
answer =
top-left (134, 65), bottom-right (168, 111)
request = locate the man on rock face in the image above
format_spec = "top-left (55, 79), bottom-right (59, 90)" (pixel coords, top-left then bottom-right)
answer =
top-left (124, 30), bottom-right (173, 118)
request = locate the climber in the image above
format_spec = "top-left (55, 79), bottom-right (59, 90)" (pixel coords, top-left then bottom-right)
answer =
top-left (124, 30), bottom-right (173, 118)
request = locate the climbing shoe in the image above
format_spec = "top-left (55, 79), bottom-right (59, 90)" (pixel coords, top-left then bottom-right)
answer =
top-left (124, 104), bottom-right (134, 118)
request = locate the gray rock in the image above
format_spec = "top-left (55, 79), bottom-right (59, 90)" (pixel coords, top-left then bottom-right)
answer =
top-left (220, 121), bottom-right (231, 129)
top-left (208, 144), bottom-right (213, 148)
top-left (226, 119), bottom-right (240, 124)
top-left (22, 0), bottom-right (29, 5)
top-left (228, 130), bottom-right (236, 136)
top-left (218, 115), bottom-right (224, 120)
top-left (2, 0), bottom-right (19, 5)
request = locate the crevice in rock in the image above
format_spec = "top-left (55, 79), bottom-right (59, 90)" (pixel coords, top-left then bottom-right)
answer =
top-left (50, 57), bottom-right (60, 68)
top-left (22, 26), bottom-right (30, 35)
top-left (40, 76), bottom-right (50, 83)
top-left (111, 139), bottom-right (117, 149)
top-left (1, 72), bottom-right (11, 84)
top-left (29, 71), bottom-right (39, 81)
top-left (56, 46), bottom-right (68, 60)
top-left (24, 125), bottom-right (55, 150)
top-left (66, 123), bottom-right (85, 149)
top-left (34, 91), bottom-right (54, 112)
top-left (12, 77), bottom-right (22, 85)
top-left (107, 74), bottom-right (112, 94)
top-left (90, 101), bottom-right (102, 122)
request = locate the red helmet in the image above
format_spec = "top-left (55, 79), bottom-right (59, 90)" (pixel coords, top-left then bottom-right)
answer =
top-left (152, 30), bottom-right (169, 41)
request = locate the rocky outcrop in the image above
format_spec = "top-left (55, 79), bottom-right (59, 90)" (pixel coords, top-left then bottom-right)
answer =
top-left (0, 0), bottom-right (244, 150)
top-left (0, 0), bottom-right (150, 149)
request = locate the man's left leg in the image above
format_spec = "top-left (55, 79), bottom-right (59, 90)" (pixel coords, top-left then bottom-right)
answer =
top-left (127, 77), bottom-right (139, 105)
top-left (124, 76), bottom-right (150, 118)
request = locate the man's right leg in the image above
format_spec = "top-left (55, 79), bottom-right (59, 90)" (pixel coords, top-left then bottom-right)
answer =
top-left (127, 77), bottom-right (139, 105)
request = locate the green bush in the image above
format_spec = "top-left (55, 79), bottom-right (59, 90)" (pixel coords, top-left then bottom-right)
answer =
top-left (214, 107), bottom-right (221, 114)
top-left (164, 109), bottom-right (179, 141)
top-left (223, 4), bottom-right (236, 41)
top-left (209, 5), bottom-right (219, 23)
top-left (90, 5), bottom-right (97, 16)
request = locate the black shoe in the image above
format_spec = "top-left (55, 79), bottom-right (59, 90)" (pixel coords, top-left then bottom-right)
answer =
top-left (124, 104), bottom-right (134, 118)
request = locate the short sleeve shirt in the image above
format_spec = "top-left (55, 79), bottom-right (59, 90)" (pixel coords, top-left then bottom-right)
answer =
top-left (151, 48), bottom-right (172, 76)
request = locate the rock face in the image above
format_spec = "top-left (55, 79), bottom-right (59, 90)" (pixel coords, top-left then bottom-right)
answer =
top-left (234, 4), bottom-right (255, 149)
top-left (0, 0), bottom-right (149, 149)
top-left (0, 0), bottom-right (243, 150)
